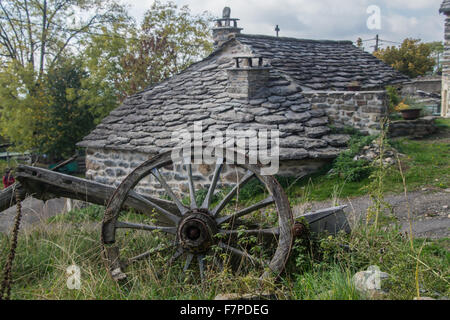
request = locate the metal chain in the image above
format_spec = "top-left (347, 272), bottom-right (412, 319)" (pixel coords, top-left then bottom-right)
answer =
top-left (0, 186), bottom-right (24, 300)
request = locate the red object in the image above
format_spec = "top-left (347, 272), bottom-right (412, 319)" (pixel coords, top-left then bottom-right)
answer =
top-left (3, 174), bottom-right (15, 188)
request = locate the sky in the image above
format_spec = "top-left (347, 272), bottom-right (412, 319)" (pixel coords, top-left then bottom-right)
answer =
top-left (120, 0), bottom-right (445, 51)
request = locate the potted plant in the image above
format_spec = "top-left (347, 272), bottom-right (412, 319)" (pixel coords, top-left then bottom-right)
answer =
top-left (395, 100), bottom-right (422, 120)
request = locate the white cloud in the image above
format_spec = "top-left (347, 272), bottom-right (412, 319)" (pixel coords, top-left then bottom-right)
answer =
top-left (121, 0), bottom-right (445, 48)
top-left (385, 0), bottom-right (441, 10)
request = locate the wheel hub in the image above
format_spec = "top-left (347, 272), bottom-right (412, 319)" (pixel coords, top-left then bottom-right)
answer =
top-left (177, 210), bottom-right (218, 254)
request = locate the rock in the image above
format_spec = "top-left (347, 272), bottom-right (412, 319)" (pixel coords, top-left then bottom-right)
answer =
top-left (445, 189), bottom-right (450, 193)
top-left (323, 134), bottom-right (351, 147)
top-left (305, 126), bottom-right (330, 138)
top-left (353, 266), bottom-right (391, 299)
top-left (414, 297), bottom-right (435, 300)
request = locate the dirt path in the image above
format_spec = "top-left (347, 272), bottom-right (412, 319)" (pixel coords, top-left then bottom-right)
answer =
top-left (293, 190), bottom-right (450, 239)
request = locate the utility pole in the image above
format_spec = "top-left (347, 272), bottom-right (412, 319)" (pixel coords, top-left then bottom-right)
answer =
top-left (374, 34), bottom-right (379, 52)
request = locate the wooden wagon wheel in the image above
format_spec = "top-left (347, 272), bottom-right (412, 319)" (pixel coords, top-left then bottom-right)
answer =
top-left (101, 148), bottom-right (293, 281)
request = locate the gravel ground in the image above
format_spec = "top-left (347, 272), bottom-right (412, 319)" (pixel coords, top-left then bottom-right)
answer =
top-left (294, 190), bottom-right (450, 239)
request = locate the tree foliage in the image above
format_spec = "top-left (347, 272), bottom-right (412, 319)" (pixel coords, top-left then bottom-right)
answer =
top-left (374, 39), bottom-right (436, 78)
top-left (356, 37), bottom-right (363, 49)
top-left (0, 0), bottom-right (128, 157)
top-left (427, 41), bottom-right (444, 74)
top-left (0, 0), bottom-right (213, 158)
top-left (36, 57), bottom-right (96, 158)
top-left (81, 0), bottom-right (213, 120)
top-left (0, 0), bottom-right (126, 76)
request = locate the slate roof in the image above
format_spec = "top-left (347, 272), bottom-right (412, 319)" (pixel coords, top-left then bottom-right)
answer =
top-left (237, 34), bottom-right (408, 90)
top-left (78, 34), bottom-right (408, 160)
top-left (441, 0), bottom-right (450, 14)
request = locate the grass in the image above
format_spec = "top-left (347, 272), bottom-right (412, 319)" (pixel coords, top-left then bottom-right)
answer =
top-left (0, 121), bottom-right (449, 300)
top-left (435, 118), bottom-right (450, 130)
top-left (1, 214), bottom-right (447, 300)
top-left (282, 128), bottom-right (449, 204)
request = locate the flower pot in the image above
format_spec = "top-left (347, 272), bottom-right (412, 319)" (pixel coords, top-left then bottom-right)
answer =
top-left (399, 108), bottom-right (421, 120)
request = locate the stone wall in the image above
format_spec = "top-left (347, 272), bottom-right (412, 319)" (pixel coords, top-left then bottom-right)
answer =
top-left (388, 116), bottom-right (438, 138)
top-left (402, 76), bottom-right (442, 96)
top-left (442, 16), bottom-right (450, 118)
top-left (85, 148), bottom-right (328, 197)
top-left (302, 91), bottom-right (388, 135)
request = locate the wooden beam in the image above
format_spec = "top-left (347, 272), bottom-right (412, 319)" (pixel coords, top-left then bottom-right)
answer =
top-left (0, 165), bottom-right (178, 225)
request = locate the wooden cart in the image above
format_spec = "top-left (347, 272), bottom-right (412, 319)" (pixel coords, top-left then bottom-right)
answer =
top-left (0, 148), bottom-right (346, 282)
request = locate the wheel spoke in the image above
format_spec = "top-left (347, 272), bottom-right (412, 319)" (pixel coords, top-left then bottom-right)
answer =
top-left (183, 253), bottom-right (194, 272)
top-left (152, 168), bottom-right (189, 215)
top-left (168, 247), bottom-right (184, 265)
top-left (201, 158), bottom-right (224, 210)
top-left (128, 190), bottom-right (181, 224)
top-left (186, 162), bottom-right (198, 210)
top-left (125, 192), bottom-right (179, 214)
top-left (128, 243), bottom-right (175, 264)
top-left (218, 242), bottom-right (268, 268)
top-left (212, 171), bottom-right (255, 217)
top-left (198, 254), bottom-right (206, 280)
top-left (116, 221), bottom-right (176, 234)
top-left (216, 196), bottom-right (275, 225)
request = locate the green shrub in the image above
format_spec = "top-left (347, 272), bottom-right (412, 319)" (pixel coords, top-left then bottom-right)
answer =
top-left (329, 135), bottom-right (376, 182)
top-left (386, 86), bottom-right (401, 113)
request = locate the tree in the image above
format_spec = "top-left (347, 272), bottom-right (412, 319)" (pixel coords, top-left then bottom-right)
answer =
top-left (36, 57), bottom-right (96, 159)
top-left (81, 0), bottom-right (213, 120)
top-left (0, 0), bottom-right (127, 76)
top-left (374, 38), bottom-right (436, 78)
top-left (0, 56), bottom-right (97, 159)
top-left (0, 0), bottom-right (213, 157)
top-left (356, 37), bottom-right (363, 49)
top-left (426, 41), bottom-right (444, 74)
top-left (0, 0), bottom-right (128, 154)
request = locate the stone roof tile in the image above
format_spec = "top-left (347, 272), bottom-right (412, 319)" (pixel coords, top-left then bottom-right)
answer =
top-left (78, 33), bottom-right (403, 161)
top-left (236, 34), bottom-right (408, 91)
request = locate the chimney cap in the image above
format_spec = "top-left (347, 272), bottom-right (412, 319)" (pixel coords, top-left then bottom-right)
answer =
top-left (213, 7), bottom-right (242, 28)
top-left (212, 7), bottom-right (243, 48)
top-left (223, 7), bottom-right (231, 18)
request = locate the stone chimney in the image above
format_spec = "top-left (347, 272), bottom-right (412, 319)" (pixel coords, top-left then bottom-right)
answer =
top-left (227, 56), bottom-right (271, 99)
top-left (213, 7), bottom-right (243, 49)
top-left (440, 0), bottom-right (450, 118)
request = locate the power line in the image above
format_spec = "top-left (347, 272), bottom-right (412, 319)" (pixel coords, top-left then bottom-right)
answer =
top-left (357, 34), bottom-right (402, 52)
top-left (361, 38), bottom-right (376, 42)
top-left (379, 39), bottom-right (401, 45)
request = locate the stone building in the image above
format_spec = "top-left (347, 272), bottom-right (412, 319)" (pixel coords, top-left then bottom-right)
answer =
top-left (440, 1), bottom-right (450, 118)
top-left (77, 8), bottom-right (408, 195)
top-left (401, 76), bottom-right (441, 115)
